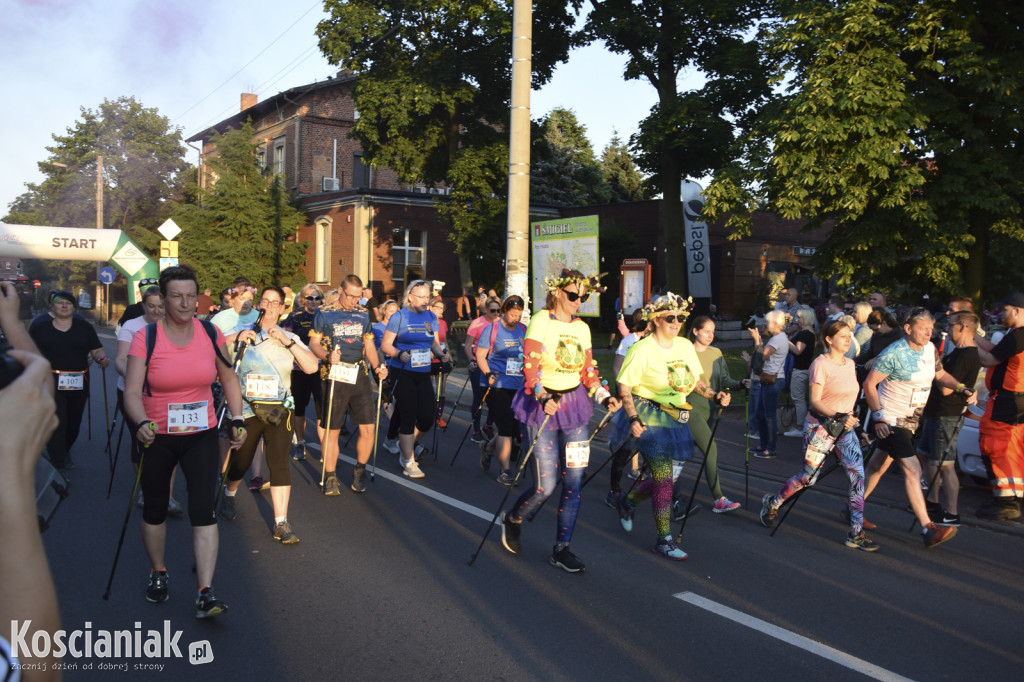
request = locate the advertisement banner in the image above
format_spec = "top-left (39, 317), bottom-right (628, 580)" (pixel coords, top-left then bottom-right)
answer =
top-left (681, 181), bottom-right (712, 298)
top-left (531, 215), bottom-right (600, 317)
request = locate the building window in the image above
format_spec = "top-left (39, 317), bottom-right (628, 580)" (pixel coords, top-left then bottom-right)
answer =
top-left (256, 147), bottom-right (266, 170)
top-left (315, 217), bottom-right (332, 283)
top-left (353, 154), bottom-right (372, 188)
top-left (392, 228), bottom-right (425, 282)
top-left (273, 143), bottom-right (285, 177)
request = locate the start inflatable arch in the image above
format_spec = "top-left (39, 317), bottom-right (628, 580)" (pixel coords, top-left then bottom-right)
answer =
top-left (0, 222), bottom-right (158, 302)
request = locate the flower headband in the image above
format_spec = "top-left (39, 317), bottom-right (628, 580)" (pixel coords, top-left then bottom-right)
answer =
top-left (230, 284), bottom-right (257, 297)
top-left (642, 292), bottom-right (693, 321)
top-left (544, 269), bottom-right (607, 294)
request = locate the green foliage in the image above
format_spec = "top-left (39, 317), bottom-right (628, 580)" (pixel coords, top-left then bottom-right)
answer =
top-left (601, 133), bottom-right (651, 202)
top-left (705, 0), bottom-right (1024, 303)
top-left (531, 107), bottom-right (611, 206)
top-left (3, 96), bottom-right (187, 287)
top-left (174, 124), bottom-right (308, 293)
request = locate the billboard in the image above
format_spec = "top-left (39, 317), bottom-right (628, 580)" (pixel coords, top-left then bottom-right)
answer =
top-left (531, 215), bottom-right (600, 317)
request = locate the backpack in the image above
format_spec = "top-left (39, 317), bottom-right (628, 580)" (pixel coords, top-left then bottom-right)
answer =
top-left (142, 319), bottom-right (231, 396)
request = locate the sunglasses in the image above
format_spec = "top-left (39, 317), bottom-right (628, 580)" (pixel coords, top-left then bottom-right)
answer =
top-left (659, 314), bottom-right (683, 323)
top-left (305, 295), bottom-right (323, 301)
top-left (561, 289), bottom-right (590, 303)
top-left (487, 308), bottom-right (500, 313)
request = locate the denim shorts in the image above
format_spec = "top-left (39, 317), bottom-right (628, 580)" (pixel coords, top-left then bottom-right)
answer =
top-left (915, 415), bottom-right (962, 467)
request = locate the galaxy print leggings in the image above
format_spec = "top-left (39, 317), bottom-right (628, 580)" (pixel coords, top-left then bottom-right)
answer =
top-left (767, 423), bottom-right (866, 535)
top-left (509, 422), bottom-right (588, 550)
top-left (625, 452), bottom-right (674, 537)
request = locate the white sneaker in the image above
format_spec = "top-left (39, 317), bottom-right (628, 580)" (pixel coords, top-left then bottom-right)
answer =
top-left (401, 456), bottom-right (425, 479)
top-left (783, 429), bottom-right (804, 438)
top-left (382, 438), bottom-right (400, 454)
top-left (167, 497), bottom-right (184, 517)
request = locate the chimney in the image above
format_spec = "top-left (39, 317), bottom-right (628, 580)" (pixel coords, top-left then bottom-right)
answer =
top-left (241, 93), bottom-right (257, 111)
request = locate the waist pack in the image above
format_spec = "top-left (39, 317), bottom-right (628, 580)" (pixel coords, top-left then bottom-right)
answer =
top-left (244, 398), bottom-right (289, 427)
top-left (759, 372), bottom-right (778, 386)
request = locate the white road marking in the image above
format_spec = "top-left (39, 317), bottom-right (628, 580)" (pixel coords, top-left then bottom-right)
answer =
top-left (674, 591), bottom-right (916, 682)
top-left (305, 443), bottom-right (495, 522)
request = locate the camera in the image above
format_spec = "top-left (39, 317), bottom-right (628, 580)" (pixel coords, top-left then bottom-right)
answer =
top-left (0, 341), bottom-right (23, 391)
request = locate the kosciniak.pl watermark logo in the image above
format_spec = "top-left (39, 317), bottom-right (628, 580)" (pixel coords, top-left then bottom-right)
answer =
top-left (9, 620), bottom-right (213, 672)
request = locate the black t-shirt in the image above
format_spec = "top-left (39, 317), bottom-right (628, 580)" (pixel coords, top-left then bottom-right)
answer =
top-left (924, 346), bottom-right (981, 418)
top-left (987, 327), bottom-right (1024, 424)
top-left (29, 317), bottom-right (102, 372)
top-left (118, 302), bottom-right (144, 327)
top-left (791, 328), bottom-right (817, 370)
top-left (281, 309), bottom-right (316, 347)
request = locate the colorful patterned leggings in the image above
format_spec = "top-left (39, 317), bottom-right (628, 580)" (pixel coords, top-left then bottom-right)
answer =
top-left (510, 422), bottom-right (588, 550)
top-left (626, 451), bottom-right (674, 538)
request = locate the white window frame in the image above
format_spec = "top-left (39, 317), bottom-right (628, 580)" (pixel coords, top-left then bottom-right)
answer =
top-left (273, 141), bottom-right (285, 177)
top-left (315, 216), bottom-right (332, 283)
top-left (391, 228), bottom-right (426, 281)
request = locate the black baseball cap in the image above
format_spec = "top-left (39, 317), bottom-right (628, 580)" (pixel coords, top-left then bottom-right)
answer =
top-left (998, 292), bottom-right (1024, 309)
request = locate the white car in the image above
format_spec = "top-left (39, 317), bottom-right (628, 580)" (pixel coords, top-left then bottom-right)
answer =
top-left (955, 367), bottom-right (991, 485)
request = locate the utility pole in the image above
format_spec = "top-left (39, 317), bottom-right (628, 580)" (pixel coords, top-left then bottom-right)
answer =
top-left (504, 0), bottom-right (532, 316)
top-left (95, 155), bottom-right (104, 324)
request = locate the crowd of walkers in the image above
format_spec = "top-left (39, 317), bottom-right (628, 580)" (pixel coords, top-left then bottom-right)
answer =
top-left (2, 270), bottom-right (1022, 627)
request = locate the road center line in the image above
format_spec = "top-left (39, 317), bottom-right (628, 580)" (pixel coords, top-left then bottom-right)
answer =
top-left (306, 443), bottom-right (494, 523)
top-left (673, 591), bottom-right (916, 682)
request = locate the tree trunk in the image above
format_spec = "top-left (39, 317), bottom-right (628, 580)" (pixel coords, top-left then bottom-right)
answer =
top-left (963, 224), bottom-right (987, 304)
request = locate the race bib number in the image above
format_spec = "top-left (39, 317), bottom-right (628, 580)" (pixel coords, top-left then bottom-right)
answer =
top-left (56, 372), bottom-right (84, 391)
top-left (565, 441), bottom-right (590, 468)
top-left (167, 400), bottom-right (209, 433)
top-left (909, 387), bottom-right (929, 408)
top-left (410, 349), bottom-right (430, 368)
top-left (505, 358), bottom-right (523, 376)
top-left (328, 362), bottom-right (359, 385)
top-left (804, 426), bottom-right (832, 468)
top-left (245, 374), bottom-right (279, 399)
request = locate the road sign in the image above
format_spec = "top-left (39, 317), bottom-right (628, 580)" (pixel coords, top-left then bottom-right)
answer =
top-left (157, 218), bottom-right (181, 241)
top-left (159, 257), bottom-right (179, 271)
top-left (159, 240), bottom-right (178, 258)
top-left (98, 266), bottom-right (117, 284)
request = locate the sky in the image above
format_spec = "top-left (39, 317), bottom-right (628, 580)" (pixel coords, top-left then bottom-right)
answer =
top-left (1, 0), bottom-right (702, 215)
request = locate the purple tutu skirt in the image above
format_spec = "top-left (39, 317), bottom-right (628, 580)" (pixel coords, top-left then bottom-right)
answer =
top-left (512, 384), bottom-right (593, 431)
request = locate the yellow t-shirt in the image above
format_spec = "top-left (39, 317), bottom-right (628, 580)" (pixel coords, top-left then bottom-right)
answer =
top-left (617, 335), bottom-right (701, 408)
top-left (524, 311), bottom-right (592, 392)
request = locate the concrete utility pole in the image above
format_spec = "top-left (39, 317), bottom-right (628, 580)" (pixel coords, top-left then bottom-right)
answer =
top-left (504, 0), bottom-right (532, 316)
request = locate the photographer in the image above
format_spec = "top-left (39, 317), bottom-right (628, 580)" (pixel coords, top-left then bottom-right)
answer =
top-left (0, 281), bottom-right (41, 354)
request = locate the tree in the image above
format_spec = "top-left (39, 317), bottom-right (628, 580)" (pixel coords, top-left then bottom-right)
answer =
top-left (316, 0), bottom-right (582, 287)
top-left (175, 124), bottom-right (308, 293)
top-left (704, 0), bottom-right (1024, 303)
top-left (531, 107), bottom-right (611, 206)
top-left (3, 96), bottom-right (189, 287)
top-left (601, 132), bottom-right (650, 202)
top-left (585, 0), bottom-right (772, 293)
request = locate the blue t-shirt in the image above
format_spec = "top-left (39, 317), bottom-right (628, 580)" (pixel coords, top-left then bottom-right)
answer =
top-left (385, 308), bottom-right (438, 372)
top-left (478, 320), bottom-right (526, 389)
top-left (312, 303), bottom-right (373, 364)
top-left (371, 321), bottom-right (387, 355)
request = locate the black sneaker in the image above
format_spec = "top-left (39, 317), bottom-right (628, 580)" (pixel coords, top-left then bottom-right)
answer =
top-left (760, 494), bottom-right (777, 528)
top-left (272, 521), bottom-right (300, 544)
top-left (976, 498), bottom-right (1022, 521)
top-left (146, 570), bottom-right (169, 604)
top-left (195, 587), bottom-right (228, 619)
top-left (500, 512), bottom-right (521, 554)
top-left (939, 511), bottom-right (961, 526)
top-left (470, 430), bottom-right (485, 444)
top-left (844, 531), bottom-right (880, 552)
top-left (549, 546), bottom-right (585, 573)
top-left (351, 465), bottom-right (367, 493)
top-left (323, 473), bottom-right (341, 496)
top-left (605, 489), bottom-right (618, 510)
top-left (672, 500), bottom-right (702, 522)
top-left (218, 494), bottom-right (237, 521)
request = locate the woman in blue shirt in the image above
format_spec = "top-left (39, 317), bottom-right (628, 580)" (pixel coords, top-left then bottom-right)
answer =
top-left (476, 295), bottom-right (527, 484)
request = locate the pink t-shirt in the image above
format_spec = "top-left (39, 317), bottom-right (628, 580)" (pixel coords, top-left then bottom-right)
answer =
top-left (467, 315), bottom-right (491, 354)
top-left (129, 319), bottom-right (225, 435)
top-left (807, 354), bottom-right (858, 419)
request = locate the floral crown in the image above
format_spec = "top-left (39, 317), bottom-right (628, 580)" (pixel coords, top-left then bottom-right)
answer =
top-left (544, 269), bottom-right (607, 294)
top-left (642, 292), bottom-right (693, 321)
top-left (230, 284), bottom-right (257, 297)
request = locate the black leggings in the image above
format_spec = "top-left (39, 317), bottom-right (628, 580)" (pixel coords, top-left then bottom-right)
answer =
top-left (47, 380), bottom-right (88, 469)
top-left (140, 429), bottom-right (219, 527)
top-left (227, 416), bottom-right (292, 487)
top-left (393, 370), bottom-right (434, 435)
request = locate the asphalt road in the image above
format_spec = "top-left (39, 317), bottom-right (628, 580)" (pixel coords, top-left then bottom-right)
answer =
top-left (30, 332), bottom-right (1024, 681)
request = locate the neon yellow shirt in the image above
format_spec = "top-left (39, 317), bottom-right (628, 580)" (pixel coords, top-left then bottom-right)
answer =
top-left (617, 335), bottom-right (701, 408)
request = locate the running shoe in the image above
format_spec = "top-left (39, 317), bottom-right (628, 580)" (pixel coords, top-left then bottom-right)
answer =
top-left (218, 495), bottom-right (237, 521)
top-left (323, 474), bottom-right (341, 496)
top-left (759, 494), bottom-right (777, 528)
top-left (436, 416), bottom-right (448, 428)
top-left (496, 470), bottom-right (514, 486)
top-left (401, 457), bottom-right (425, 479)
top-left (939, 512), bottom-right (961, 527)
top-left (195, 587), bottom-right (228, 619)
top-left (382, 438), bottom-right (400, 454)
top-left (248, 476), bottom-right (265, 492)
top-left (783, 429), bottom-right (804, 438)
top-left (652, 536), bottom-right (688, 561)
top-left (616, 493), bottom-right (635, 532)
top-left (976, 498), bottom-right (1022, 521)
top-left (272, 521), bottom-right (300, 545)
top-left (844, 532), bottom-right (879, 552)
top-left (290, 443), bottom-right (305, 461)
top-left (712, 496), bottom-right (740, 513)
top-left (500, 512), bottom-right (521, 554)
top-left (923, 522), bottom-right (957, 548)
top-left (470, 430), bottom-right (486, 444)
top-left (840, 506), bottom-right (876, 531)
top-left (479, 441), bottom-right (493, 472)
top-left (605, 489), bottom-right (619, 510)
top-left (351, 465), bottom-right (367, 493)
top-left (745, 431), bottom-right (761, 439)
top-left (414, 443), bottom-right (429, 462)
top-left (167, 496), bottom-right (184, 518)
top-left (549, 546), bottom-right (585, 573)
top-left (672, 500), bottom-right (701, 521)
top-left (753, 451), bottom-right (776, 459)
top-left (146, 570), bottom-right (169, 604)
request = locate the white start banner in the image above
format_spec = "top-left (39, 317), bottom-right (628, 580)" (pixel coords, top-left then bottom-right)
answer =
top-left (681, 180), bottom-right (712, 299)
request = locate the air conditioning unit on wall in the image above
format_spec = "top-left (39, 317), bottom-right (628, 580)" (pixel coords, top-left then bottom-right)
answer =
top-left (322, 177), bottom-right (340, 192)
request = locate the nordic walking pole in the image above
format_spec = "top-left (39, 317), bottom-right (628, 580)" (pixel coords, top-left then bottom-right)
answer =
top-left (87, 366), bottom-right (92, 440)
top-left (431, 370), bottom-right (443, 462)
top-left (371, 374), bottom-right (383, 481)
top-left (449, 385), bottom-right (491, 466)
top-left (744, 387), bottom-right (750, 509)
top-left (105, 415), bottom-right (127, 499)
top-left (468, 413), bottom-right (551, 567)
top-left (103, 422), bottom-right (154, 600)
top-left (442, 376), bottom-right (471, 431)
top-left (101, 365), bottom-right (111, 438)
top-left (320, 376), bottom-right (337, 492)
top-left (908, 409), bottom-right (968, 532)
top-left (676, 398), bottom-right (727, 543)
top-left (214, 423), bottom-right (246, 509)
top-left (770, 457), bottom-right (840, 538)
